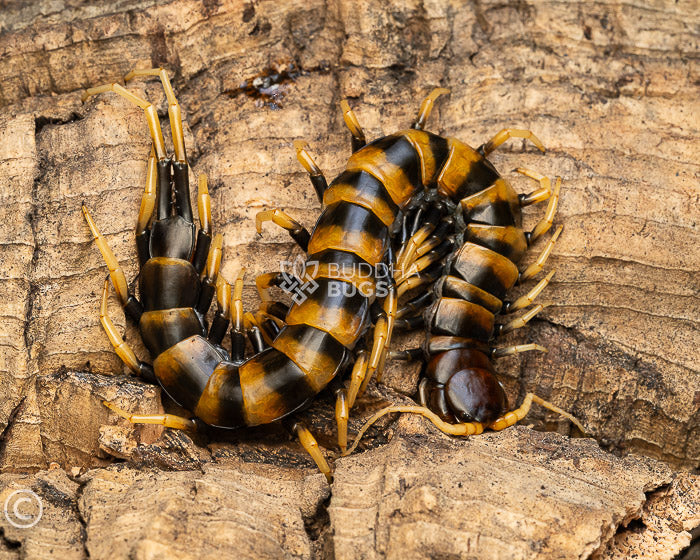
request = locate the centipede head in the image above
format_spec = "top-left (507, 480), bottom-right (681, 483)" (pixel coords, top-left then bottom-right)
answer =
top-left (424, 349), bottom-right (507, 425)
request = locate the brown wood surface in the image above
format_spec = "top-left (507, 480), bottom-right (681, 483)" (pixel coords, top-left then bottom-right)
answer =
top-left (0, 0), bottom-right (697, 558)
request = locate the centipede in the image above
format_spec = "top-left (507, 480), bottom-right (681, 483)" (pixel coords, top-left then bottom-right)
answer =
top-left (81, 69), bottom-right (583, 482)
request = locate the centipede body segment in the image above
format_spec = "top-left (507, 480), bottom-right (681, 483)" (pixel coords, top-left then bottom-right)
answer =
top-left (81, 69), bottom-right (582, 481)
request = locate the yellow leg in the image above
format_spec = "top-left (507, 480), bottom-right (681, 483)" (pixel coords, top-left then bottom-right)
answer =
top-left (346, 351), bottom-right (369, 408)
top-left (492, 343), bottom-right (548, 358)
top-left (255, 272), bottom-right (281, 302)
top-left (103, 401), bottom-right (197, 431)
top-left (256, 208), bottom-right (310, 250)
top-left (529, 176), bottom-right (562, 244)
top-left (395, 222), bottom-right (437, 276)
top-left (413, 88), bottom-right (450, 130)
top-left (505, 270), bottom-right (555, 313)
top-left (480, 128), bottom-right (546, 157)
top-left (396, 271), bottom-right (432, 297)
top-left (203, 234), bottom-right (223, 286)
top-left (99, 279), bottom-right (141, 374)
top-left (339, 100), bottom-right (366, 152)
top-left (230, 269), bottom-right (247, 362)
top-left (198, 173), bottom-right (212, 235)
top-left (489, 393), bottom-right (585, 433)
top-left (82, 205), bottom-right (129, 306)
top-left (136, 145), bottom-right (157, 236)
top-left (395, 248), bottom-right (446, 285)
top-left (335, 389), bottom-right (349, 454)
top-left (521, 225), bottom-right (563, 282)
top-left (344, 394), bottom-right (584, 456)
top-left (294, 140), bottom-right (328, 200)
top-left (498, 304), bottom-right (545, 335)
top-left (215, 274), bottom-right (232, 319)
top-left (294, 422), bottom-right (332, 483)
top-left (124, 68), bottom-right (187, 163)
top-left (82, 82), bottom-right (167, 160)
top-left (516, 167), bottom-right (552, 207)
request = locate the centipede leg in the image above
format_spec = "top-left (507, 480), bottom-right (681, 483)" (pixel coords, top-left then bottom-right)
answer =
top-left (124, 67), bottom-right (186, 163)
top-left (293, 421), bottom-right (332, 483)
top-left (231, 269), bottom-right (246, 363)
top-left (103, 401), bottom-right (198, 431)
top-left (208, 274), bottom-right (231, 345)
top-left (192, 173), bottom-right (213, 274)
top-left (516, 167), bottom-right (552, 207)
top-left (294, 141), bottom-right (328, 201)
top-left (135, 145), bottom-right (157, 267)
top-left (396, 291), bottom-right (434, 319)
top-left (98, 279), bottom-right (155, 382)
top-left (492, 344), bottom-right (548, 358)
top-left (478, 128), bottom-right (546, 157)
top-left (244, 312), bottom-right (268, 353)
top-left (497, 304), bottom-right (545, 336)
top-left (82, 81), bottom-right (167, 158)
top-left (256, 209), bottom-right (310, 251)
top-left (346, 351), bottom-right (369, 407)
top-left (504, 270), bottom-right (555, 313)
top-left (335, 389), bottom-right (349, 454)
top-left (412, 88), bottom-right (450, 130)
top-left (527, 177), bottom-right (562, 245)
top-left (520, 225), bottom-right (563, 282)
top-left (196, 233), bottom-right (223, 315)
top-left (340, 100), bottom-right (367, 152)
top-left (488, 393), bottom-right (585, 433)
top-left (396, 239), bottom-right (454, 285)
top-left (82, 205), bottom-right (143, 323)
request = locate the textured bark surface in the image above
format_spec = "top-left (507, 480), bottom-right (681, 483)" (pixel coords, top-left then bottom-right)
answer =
top-left (0, 0), bottom-right (698, 558)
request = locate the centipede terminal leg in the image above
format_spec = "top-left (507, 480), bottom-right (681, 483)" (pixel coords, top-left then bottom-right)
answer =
top-left (81, 82), bottom-right (167, 159)
top-left (125, 68), bottom-right (187, 163)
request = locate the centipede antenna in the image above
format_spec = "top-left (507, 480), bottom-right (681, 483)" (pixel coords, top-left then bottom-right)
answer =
top-left (343, 405), bottom-right (485, 456)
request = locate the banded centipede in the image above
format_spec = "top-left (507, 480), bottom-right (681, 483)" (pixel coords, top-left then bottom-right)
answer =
top-left (81, 70), bottom-right (582, 481)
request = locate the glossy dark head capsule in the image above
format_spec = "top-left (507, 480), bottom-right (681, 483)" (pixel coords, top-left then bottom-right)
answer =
top-left (425, 349), bottom-right (507, 424)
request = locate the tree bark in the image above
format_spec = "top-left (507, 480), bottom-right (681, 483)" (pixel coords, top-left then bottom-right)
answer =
top-left (0, 0), bottom-right (697, 558)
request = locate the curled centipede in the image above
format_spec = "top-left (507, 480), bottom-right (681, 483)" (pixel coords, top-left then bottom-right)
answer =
top-left (81, 70), bottom-right (582, 482)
